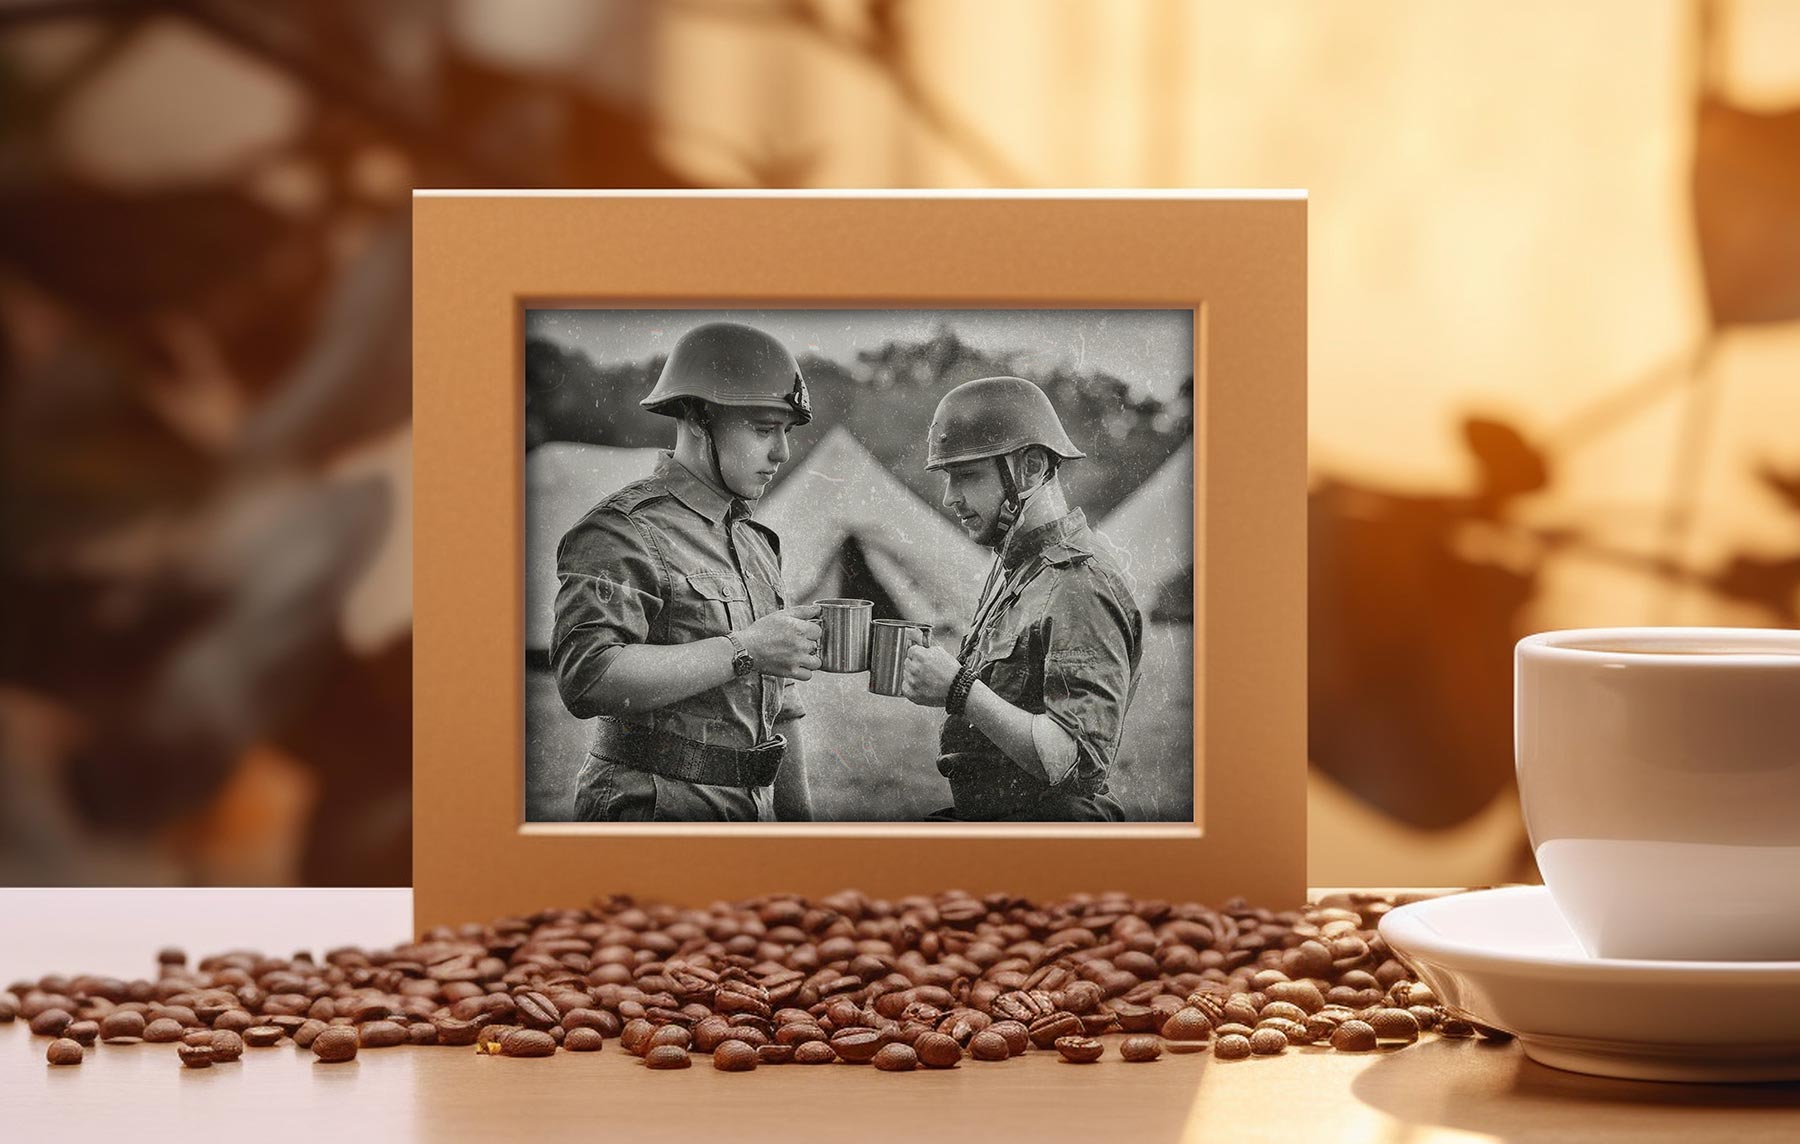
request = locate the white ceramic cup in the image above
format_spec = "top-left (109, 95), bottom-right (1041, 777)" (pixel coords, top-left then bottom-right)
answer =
top-left (1516, 627), bottom-right (1800, 961)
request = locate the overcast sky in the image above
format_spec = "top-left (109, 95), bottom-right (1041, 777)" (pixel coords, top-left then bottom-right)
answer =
top-left (525, 309), bottom-right (1194, 403)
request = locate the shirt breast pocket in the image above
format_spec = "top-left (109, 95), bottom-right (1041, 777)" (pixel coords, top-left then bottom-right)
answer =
top-left (682, 572), bottom-right (753, 636)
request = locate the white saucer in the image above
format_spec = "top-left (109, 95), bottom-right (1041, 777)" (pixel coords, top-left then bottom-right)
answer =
top-left (1379, 886), bottom-right (1800, 1083)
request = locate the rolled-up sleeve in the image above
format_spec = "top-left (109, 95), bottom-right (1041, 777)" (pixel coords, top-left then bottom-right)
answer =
top-left (1038, 568), bottom-right (1138, 785)
top-left (550, 510), bottom-right (663, 718)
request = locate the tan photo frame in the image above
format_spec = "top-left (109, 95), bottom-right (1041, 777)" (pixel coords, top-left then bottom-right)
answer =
top-left (413, 191), bottom-right (1305, 932)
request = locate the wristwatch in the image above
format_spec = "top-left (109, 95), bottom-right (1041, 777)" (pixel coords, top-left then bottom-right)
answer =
top-left (724, 632), bottom-right (756, 677)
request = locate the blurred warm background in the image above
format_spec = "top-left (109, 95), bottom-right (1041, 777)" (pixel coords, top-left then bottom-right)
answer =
top-left (2, 1), bottom-right (1796, 887)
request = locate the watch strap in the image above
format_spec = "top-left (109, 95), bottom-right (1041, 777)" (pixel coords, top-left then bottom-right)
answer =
top-left (724, 631), bottom-right (755, 676)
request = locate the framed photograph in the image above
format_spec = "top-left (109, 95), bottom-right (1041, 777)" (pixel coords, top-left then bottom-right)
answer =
top-left (414, 191), bottom-right (1305, 931)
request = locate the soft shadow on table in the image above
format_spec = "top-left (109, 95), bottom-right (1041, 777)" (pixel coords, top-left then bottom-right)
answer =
top-left (1351, 1040), bottom-right (1800, 1143)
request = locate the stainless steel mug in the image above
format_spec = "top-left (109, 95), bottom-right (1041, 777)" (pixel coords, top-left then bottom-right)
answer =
top-left (815, 599), bottom-right (873, 672)
top-left (868, 620), bottom-right (932, 696)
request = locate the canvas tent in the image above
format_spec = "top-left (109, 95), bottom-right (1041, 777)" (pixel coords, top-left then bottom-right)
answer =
top-left (525, 442), bottom-right (663, 652)
top-left (757, 428), bottom-right (991, 643)
top-left (1096, 439), bottom-right (1194, 621)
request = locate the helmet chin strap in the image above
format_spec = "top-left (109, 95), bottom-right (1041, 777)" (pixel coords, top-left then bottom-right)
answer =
top-left (693, 405), bottom-right (732, 499)
top-left (992, 453), bottom-right (1046, 542)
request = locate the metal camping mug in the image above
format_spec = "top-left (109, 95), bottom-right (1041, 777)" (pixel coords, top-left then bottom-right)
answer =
top-left (814, 599), bottom-right (874, 672)
top-left (869, 620), bottom-right (933, 696)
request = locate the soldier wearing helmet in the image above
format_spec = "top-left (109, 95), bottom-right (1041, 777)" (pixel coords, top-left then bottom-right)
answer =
top-left (900, 376), bottom-right (1144, 821)
top-left (551, 321), bottom-right (822, 821)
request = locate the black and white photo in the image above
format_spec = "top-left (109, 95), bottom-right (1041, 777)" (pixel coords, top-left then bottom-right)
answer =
top-left (524, 309), bottom-right (1195, 824)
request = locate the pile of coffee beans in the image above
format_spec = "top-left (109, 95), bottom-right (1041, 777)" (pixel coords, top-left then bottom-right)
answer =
top-left (4, 890), bottom-right (1510, 1070)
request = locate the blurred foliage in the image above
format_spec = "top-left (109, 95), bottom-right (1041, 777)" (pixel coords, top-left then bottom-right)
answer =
top-left (525, 323), bottom-right (1192, 523)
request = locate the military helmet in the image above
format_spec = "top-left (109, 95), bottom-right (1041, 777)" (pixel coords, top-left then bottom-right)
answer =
top-left (925, 376), bottom-right (1085, 471)
top-left (641, 321), bottom-right (812, 424)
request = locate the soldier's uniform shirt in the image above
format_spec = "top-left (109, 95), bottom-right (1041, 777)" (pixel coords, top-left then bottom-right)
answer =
top-left (937, 508), bottom-right (1143, 821)
top-left (551, 453), bottom-right (801, 821)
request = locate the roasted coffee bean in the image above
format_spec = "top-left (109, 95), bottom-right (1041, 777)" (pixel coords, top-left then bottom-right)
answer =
top-left (794, 1041), bottom-right (837, 1065)
top-left (177, 1043), bottom-right (214, 1069)
top-left (1439, 1017), bottom-right (1477, 1039)
top-left (1078, 1011), bottom-right (1116, 1036)
top-left (182, 1029), bottom-right (214, 1048)
top-left (1259, 1000), bottom-right (1309, 1025)
top-left (872, 1043), bottom-right (918, 1072)
top-left (213, 1010), bottom-right (256, 1034)
top-left (561, 1008), bottom-right (612, 1034)
top-left (913, 1031), bottom-right (962, 1068)
top-left (564, 1027), bottom-right (605, 1052)
top-left (1388, 981), bottom-right (1435, 1009)
top-left (937, 1009), bottom-right (989, 1044)
top-left (1120, 1035), bottom-right (1163, 1062)
top-left (1330, 1020), bottom-right (1378, 1052)
top-left (0, 993), bottom-right (19, 1022)
top-left (242, 1025), bottom-right (285, 1047)
top-left (347, 1000), bottom-right (394, 1024)
top-left (63, 1020), bottom-right (99, 1046)
top-left (312, 1027), bottom-right (359, 1063)
top-left (720, 1026), bottom-right (770, 1050)
top-left (968, 1029), bottom-right (1011, 1060)
top-left (775, 1022), bottom-right (826, 1047)
top-left (431, 1018), bottom-right (481, 1047)
top-left (46, 1038), bottom-right (84, 1066)
top-left (357, 1020), bottom-right (408, 1049)
top-left (514, 991), bottom-right (560, 1030)
top-left (620, 1018), bottom-right (656, 1057)
top-left (475, 1024), bottom-right (520, 1053)
top-left (713, 1041), bottom-right (758, 1072)
top-left (1055, 1036), bottom-right (1105, 1063)
top-left (408, 1022), bottom-right (439, 1046)
top-left (1265, 980), bottom-right (1325, 1014)
top-left (29, 1008), bottom-right (74, 1037)
top-left (1221, 996), bottom-right (1259, 1027)
top-left (830, 1030), bottom-right (884, 1063)
top-left (210, 1030), bottom-right (245, 1061)
top-left (757, 1044), bottom-right (795, 1065)
top-left (500, 1029), bottom-right (557, 1058)
top-left (649, 1025), bottom-right (692, 1052)
top-left (1161, 1007), bottom-right (1211, 1044)
top-left (1059, 981), bottom-right (1104, 1015)
top-left (1249, 1028), bottom-right (1288, 1055)
top-left (988, 1020), bottom-right (1030, 1056)
top-left (1212, 1034), bottom-right (1252, 1061)
top-left (645, 1045), bottom-right (692, 1070)
top-left (1027, 1011), bottom-right (1082, 1049)
top-left (1365, 1008), bottom-right (1420, 1044)
top-left (143, 1017), bottom-right (184, 1043)
top-left (691, 1015), bottom-right (733, 1052)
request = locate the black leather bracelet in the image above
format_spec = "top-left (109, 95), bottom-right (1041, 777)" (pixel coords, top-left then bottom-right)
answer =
top-left (945, 665), bottom-right (978, 717)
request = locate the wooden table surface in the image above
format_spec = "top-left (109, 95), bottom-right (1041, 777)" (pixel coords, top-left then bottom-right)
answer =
top-left (5, 889), bottom-right (1799, 1142)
